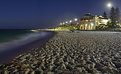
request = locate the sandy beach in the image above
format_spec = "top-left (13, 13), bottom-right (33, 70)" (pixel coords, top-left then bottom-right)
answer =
top-left (1, 31), bottom-right (121, 73)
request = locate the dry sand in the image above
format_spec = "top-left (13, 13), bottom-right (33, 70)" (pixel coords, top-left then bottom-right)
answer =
top-left (1, 31), bottom-right (121, 73)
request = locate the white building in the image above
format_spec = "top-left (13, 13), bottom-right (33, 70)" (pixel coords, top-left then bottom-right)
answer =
top-left (79, 13), bottom-right (110, 30)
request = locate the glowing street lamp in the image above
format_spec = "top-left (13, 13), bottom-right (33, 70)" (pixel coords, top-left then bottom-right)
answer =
top-left (63, 22), bottom-right (65, 24)
top-left (69, 20), bottom-right (72, 23)
top-left (60, 23), bottom-right (63, 25)
top-left (66, 21), bottom-right (68, 24)
top-left (74, 18), bottom-right (78, 21)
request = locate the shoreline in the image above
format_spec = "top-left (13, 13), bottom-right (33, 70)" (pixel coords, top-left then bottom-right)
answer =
top-left (0, 31), bottom-right (56, 64)
top-left (1, 31), bottom-right (121, 73)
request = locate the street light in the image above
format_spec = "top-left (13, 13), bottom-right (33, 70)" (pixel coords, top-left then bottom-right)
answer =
top-left (70, 20), bottom-right (72, 23)
top-left (66, 21), bottom-right (68, 23)
top-left (60, 23), bottom-right (63, 25)
top-left (63, 22), bottom-right (65, 25)
top-left (74, 18), bottom-right (78, 21)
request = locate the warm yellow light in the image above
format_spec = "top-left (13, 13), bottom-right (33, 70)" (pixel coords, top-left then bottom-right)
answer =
top-left (31, 30), bottom-right (39, 32)
top-left (91, 23), bottom-right (94, 26)
top-left (85, 24), bottom-right (88, 27)
top-left (85, 20), bottom-right (88, 21)
top-left (102, 19), bottom-right (108, 24)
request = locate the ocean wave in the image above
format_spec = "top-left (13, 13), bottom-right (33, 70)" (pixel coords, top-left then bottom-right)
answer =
top-left (0, 31), bottom-right (48, 51)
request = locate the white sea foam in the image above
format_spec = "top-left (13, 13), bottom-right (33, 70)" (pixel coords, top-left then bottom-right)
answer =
top-left (0, 31), bottom-right (48, 52)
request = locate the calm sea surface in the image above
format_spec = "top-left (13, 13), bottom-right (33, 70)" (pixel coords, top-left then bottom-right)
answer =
top-left (0, 29), bottom-right (31, 43)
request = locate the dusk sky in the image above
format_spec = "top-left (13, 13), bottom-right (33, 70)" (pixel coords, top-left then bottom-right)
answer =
top-left (0, 0), bottom-right (120, 29)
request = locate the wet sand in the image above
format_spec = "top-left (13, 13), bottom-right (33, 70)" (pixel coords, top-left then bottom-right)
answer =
top-left (0, 31), bottom-right (56, 64)
top-left (0, 31), bottom-right (121, 73)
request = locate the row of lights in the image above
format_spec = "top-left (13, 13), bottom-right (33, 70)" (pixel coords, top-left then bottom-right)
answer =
top-left (60, 18), bottom-right (78, 25)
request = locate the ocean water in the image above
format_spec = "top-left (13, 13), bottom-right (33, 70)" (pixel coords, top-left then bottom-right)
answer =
top-left (0, 29), bottom-right (55, 63)
top-left (0, 29), bottom-right (31, 43)
top-left (0, 29), bottom-right (48, 51)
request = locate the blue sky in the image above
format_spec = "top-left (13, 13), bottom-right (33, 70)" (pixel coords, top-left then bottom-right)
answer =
top-left (0, 0), bottom-right (120, 29)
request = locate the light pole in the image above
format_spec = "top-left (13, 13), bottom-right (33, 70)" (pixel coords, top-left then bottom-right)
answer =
top-left (69, 20), bottom-right (72, 25)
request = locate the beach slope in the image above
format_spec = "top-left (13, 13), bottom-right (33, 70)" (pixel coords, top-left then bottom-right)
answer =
top-left (1, 31), bottom-right (121, 73)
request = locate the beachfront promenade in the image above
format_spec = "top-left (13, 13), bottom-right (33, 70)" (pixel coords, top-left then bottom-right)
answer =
top-left (1, 31), bottom-right (121, 73)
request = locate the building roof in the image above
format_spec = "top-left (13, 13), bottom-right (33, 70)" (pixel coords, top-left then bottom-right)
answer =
top-left (80, 13), bottom-right (94, 20)
top-left (80, 13), bottom-right (109, 20)
top-left (98, 16), bottom-right (108, 19)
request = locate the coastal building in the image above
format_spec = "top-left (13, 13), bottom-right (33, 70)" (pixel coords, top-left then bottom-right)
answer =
top-left (119, 16), bottom-right (121, 25)
top-left (78, 13), bottom-right (110, 30)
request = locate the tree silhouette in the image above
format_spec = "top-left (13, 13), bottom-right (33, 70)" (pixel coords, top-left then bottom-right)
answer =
top-left (110, 7), bottom-right (116, 28)
top-left (103, 12), bottom-right (107, 18)
top-left (115, 7), bottom-right (120, 22)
